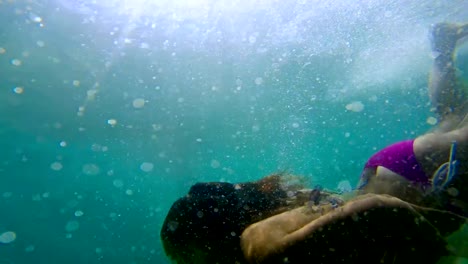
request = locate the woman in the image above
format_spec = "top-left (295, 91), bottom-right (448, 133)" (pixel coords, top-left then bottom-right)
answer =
top-left (239, 23), bottom-right (468, 263)
top-left (358, 22), bottom-right (468, 214)
top-left (161, 23), bottom-right (468, 264)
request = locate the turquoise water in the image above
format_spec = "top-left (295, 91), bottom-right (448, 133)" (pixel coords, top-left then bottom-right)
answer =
top-left (0, 0), bottom-right (467, 263)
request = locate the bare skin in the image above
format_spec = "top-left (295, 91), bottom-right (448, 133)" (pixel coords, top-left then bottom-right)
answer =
top-left (239, 24), bottom-right (468, 263)
top-left (415, 22), bottom-right (468, 179)
top-left (362, 22), bottom-right (468, 205)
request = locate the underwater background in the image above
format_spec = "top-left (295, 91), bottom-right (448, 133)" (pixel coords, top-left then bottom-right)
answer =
top-left (0, 0), bottom-right (468, 263)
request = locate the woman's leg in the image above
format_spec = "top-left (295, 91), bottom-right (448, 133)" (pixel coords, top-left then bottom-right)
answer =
top-left (360, 23), bottom-right (468, 210)
top-left (429, 22), bottom-right (468, 130)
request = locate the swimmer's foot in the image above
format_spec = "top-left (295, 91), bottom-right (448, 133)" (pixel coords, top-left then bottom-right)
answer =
top-left (431, 22), bottom-right (468, 56)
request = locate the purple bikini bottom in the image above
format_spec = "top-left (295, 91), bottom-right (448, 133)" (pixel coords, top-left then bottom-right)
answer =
top-left (362, 139), bottom-right (429, 184)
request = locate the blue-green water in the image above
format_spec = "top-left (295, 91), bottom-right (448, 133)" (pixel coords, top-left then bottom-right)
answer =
top-left (0, 0), bottom-right (467, 263)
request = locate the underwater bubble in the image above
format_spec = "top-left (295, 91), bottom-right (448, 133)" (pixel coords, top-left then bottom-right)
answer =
top-left (0, 47), bottom-right (5, 54)
top-left (32, 194), bottom-right (41, 201)
top-left (67, 199), bottom-right (79, 209)
top-left (196, 138), bottom-right (202, 142)
top-left (91, 143), bottom-right (102, 152)
top-left (337, 180), bottom-right (352, 193)
top-left (25, 245), bottom-right (35, 252)
top-left (351, 214), bottom-right (359, 222)
top-left (30, 14), bottom-right (42, 23)
top-left (254, 77), bottom-right (263, 85)
top-left (13, 86), bottom-right (24, 94)
top-left (2, 192), bottom-right (13, 198)
top-left (60, 141), bottom-right (67, 147)
top-left (344, 132), bottom-right (351, 138)
top-left (210, 159), bottom-right (220, 169)
top-left (11, 59), bottom-right (22, 66)
top-left (107, 119), bottom-right (117, 126)
top-left (140, 162), bottom-right (154, 172)
top-left (125, 189), bottom-right (133, 195)
top-left (132, 98), bottom-right (145, 109)
top-left (74, 210), bottom-right (84, 217)
top-left (36, 40), bottom-right (45, 47)
top-left (72, 80), bottom-right (80, 87)
top-left (168, 221), bottom-right (178, 232)
top-left (50, 162), bottom-right (63, 171)
top-left (82, 163), bottom-right (100, 175)
top-left (152, 124), bottom-right (162, 131)
top-left (345, 101), bottom-right (364, 112)
top-left (95, 248), bottom-right (102, 254)
top-left (0, 231), bottom-right (16, 244)
top-left (426, 116), bottom-right (437, 125)
top-left (447, 187), bottom-right (459, 197)
top-left (87, 89), bottom-right (97, 100)
top-left (65, 220), bottom-right (80, 232)
top-left (113, 179), bottom-right (124, 188)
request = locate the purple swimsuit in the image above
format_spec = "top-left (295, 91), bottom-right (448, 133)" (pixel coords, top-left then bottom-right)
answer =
top-left (362, 140), bottom-right (429, 184)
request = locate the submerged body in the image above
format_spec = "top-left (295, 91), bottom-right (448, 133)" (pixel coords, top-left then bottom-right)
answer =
top-left (161, 22), bottom-right (468, 264)
top-left (359, 22), bottom-right (468, 215)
